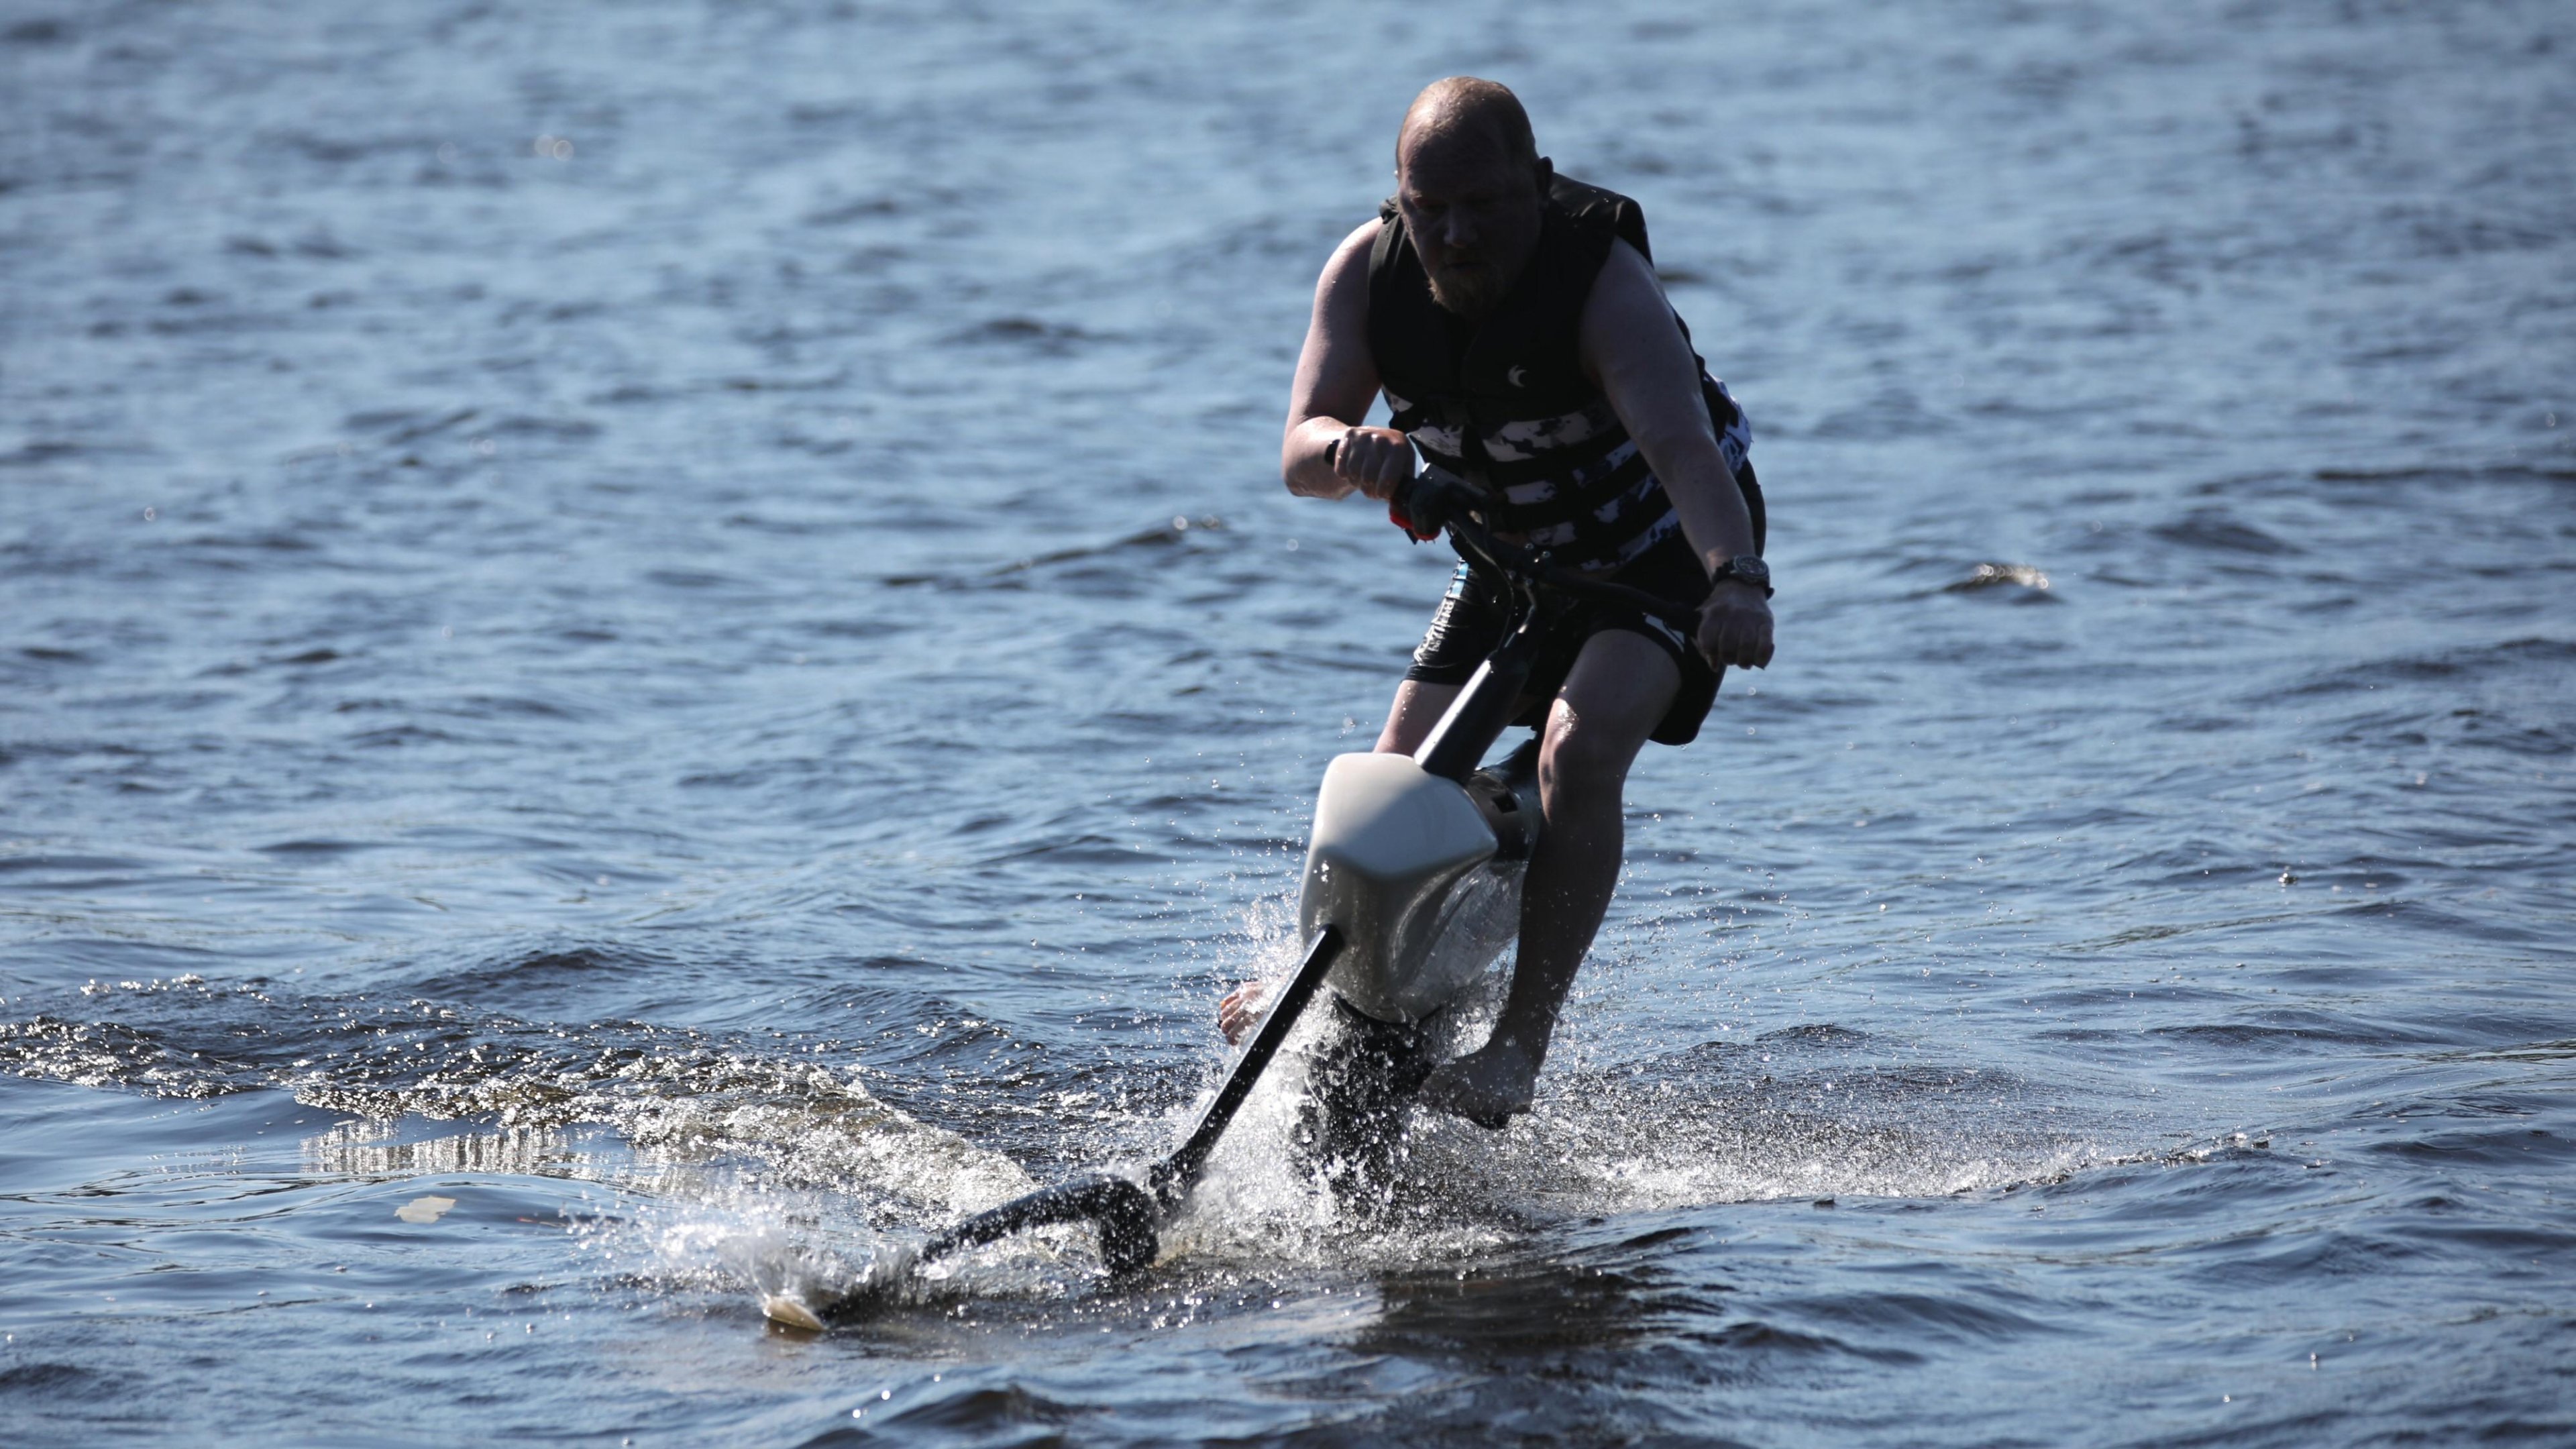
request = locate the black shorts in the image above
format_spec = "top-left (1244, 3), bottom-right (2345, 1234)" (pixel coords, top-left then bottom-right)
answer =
top-left (1402, 462), bottom-right (1763, 749)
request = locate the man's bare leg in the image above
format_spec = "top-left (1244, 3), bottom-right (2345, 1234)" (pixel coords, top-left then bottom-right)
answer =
top-left (1371, 678), bottom-right (1463, 756)
top-left (1218, 679), bottom-right (1464, 1042)
top-left (1417, 631), bottom-right (1679, 1127)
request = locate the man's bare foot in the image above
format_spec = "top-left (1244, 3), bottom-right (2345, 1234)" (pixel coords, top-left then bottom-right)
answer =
top-left (1217, 981), bottom-right (1266, 1044)
top-left (1417, 1036), bottom-right (1540, 1130)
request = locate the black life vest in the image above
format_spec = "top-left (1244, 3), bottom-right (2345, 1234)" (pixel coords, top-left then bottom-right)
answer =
top-left (1367, 174), bottom-right (1753, 573)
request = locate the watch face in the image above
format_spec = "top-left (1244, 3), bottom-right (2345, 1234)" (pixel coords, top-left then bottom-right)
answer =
top-left (1731, 555), bottom-right (1770, 585)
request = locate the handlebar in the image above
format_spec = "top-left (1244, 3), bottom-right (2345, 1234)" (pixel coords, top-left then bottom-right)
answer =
top-left (1395, 475), bottom-right (1709, 636)
top-left (1320, 437), bottom-right (1707, 635)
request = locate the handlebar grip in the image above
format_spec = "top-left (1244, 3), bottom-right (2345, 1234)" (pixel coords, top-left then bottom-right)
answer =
top-left (1322, 437), bottom-right (1440, 540)
top-left (1388, 474), bottom-right (1450, 542)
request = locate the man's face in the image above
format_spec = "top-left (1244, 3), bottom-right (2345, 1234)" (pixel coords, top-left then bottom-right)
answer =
top-left (1395, 130), bottom-right (1545, 319)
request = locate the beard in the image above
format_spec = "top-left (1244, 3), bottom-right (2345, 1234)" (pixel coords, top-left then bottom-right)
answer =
top-left (1424, 257), bottom-right (1510, 318)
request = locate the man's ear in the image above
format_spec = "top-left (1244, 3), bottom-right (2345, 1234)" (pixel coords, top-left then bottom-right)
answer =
top-left (1532, 156), bottom-right (1554, 197)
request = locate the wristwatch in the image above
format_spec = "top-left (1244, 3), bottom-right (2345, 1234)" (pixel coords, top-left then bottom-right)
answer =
top-left (1711, 554), bottom-right (1772, 597)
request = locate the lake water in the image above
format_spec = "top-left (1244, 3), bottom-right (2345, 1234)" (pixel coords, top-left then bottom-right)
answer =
top-left (4, 1), bottom-right (2572, 1444)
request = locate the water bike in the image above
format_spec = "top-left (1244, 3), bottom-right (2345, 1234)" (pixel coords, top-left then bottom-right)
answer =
top-left (765, 469), bottom-right (1707, 1329)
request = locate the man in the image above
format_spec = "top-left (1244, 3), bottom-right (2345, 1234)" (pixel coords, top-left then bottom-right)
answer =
top-left (1222, 78), bottom-right (1774, 1129)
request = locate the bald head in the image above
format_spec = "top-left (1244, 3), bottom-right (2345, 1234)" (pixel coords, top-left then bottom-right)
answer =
top-left (1397, 76), bottom-right (1538, 173)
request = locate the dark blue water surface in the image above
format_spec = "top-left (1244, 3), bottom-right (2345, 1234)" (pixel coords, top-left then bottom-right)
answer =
top-left (5, 1), bottom-right (2573, 1444)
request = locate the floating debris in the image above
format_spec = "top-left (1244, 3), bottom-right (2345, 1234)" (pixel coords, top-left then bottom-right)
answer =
top-left (1946, 562), bottom-right (2051, 592)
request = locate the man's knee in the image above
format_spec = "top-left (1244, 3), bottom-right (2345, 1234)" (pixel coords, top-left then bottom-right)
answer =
top-left (1537, 708), bottom-right (1644, 802)
top-left (1538, 639), bottom-right (1671, 802)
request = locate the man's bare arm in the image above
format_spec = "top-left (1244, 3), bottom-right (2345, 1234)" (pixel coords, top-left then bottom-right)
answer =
top-left (1579, 239), bottom-right (1774, 669)
top-left (1282, 221), bottom-right (1414, 501)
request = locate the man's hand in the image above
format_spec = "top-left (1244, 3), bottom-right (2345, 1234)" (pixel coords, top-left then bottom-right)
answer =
top-left (1696, 578), bottom-right (1774, 669)
top-left (1331, 425), bottom-right (1415, 502)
